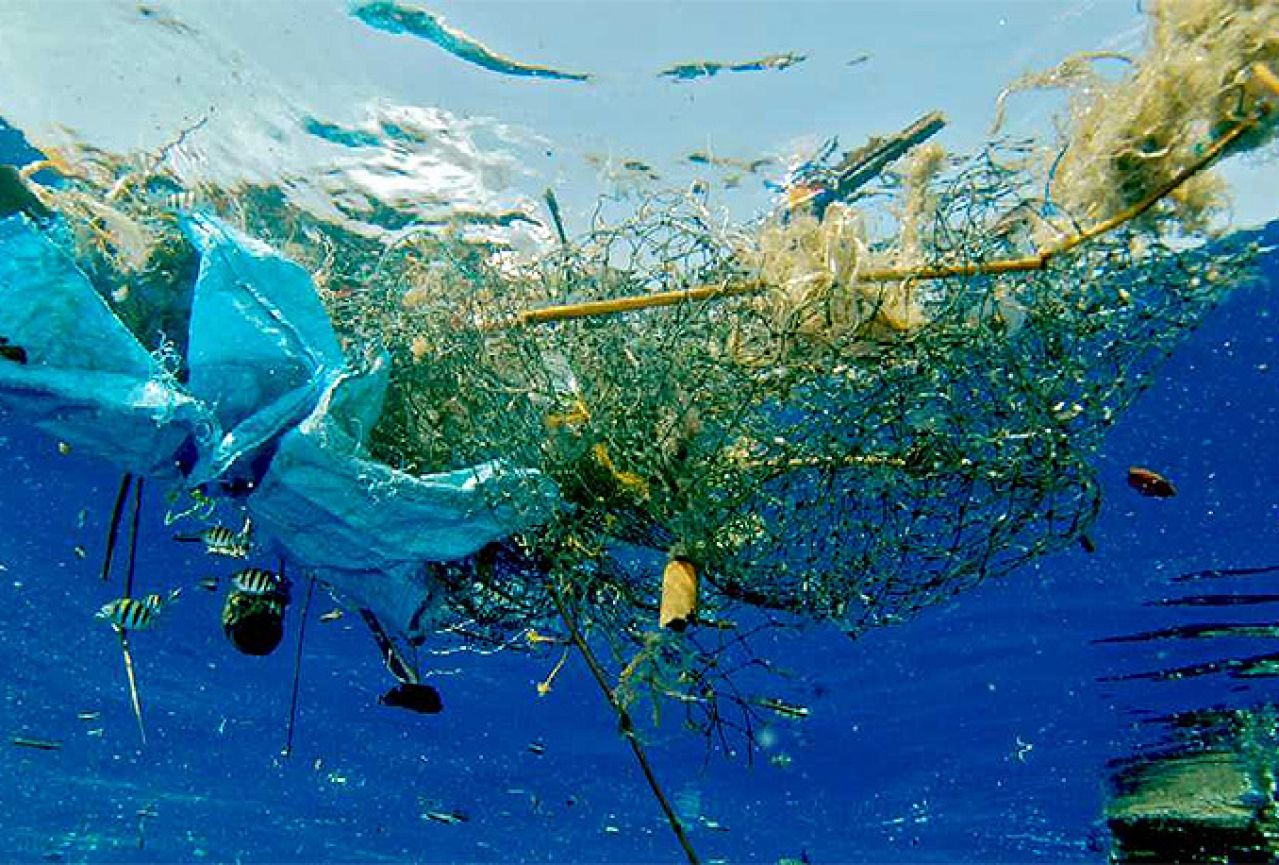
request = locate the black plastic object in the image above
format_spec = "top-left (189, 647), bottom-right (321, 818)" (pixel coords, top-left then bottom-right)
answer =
top-left (221, 591), bottom-right (287, 656)
top-left (379, 683), bottom-right (443, 714)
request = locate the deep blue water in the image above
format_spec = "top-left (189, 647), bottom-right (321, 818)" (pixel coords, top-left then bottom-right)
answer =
top-left (2, 131), bottom-right (1279, 862)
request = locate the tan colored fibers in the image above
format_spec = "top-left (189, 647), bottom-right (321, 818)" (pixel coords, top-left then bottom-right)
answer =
top-left (1045, 0), bottom-right (1279, 235)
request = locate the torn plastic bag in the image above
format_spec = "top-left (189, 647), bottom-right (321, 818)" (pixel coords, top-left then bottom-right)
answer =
top-left (181, 213), bottom-right (345, 488)
top-left (247, 355), bottom-right (560, 641)
top-left (0, 215), bottom-right (208, 477)
top-left (0, 209), bottom-right (560, 646)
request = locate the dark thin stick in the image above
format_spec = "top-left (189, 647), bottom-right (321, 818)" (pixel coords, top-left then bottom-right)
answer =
top-left (550, 586), bottom-right (700, 865)
top-left (543, 188), bottom-right (568, 246)
top-left (101, 474), bottom-right (134, 582)
top-left (1175, 564), bottom-right (1279, 582)
top-left (124, 476), bottom-right (144, 598)
top-left (281, 574), bottom-right (315, 759)
top-left (829, 110), bottom-right (947, 201)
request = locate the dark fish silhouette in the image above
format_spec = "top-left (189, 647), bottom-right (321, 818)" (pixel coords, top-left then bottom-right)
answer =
top-left (0, 336), bottom-right (27, 365)
top-left (379, 683), bottom-right (443, 715)
top-left (10, 736), bottom-right (61, 751)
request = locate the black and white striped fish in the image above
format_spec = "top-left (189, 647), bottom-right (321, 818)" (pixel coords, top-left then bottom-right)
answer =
top-left (230, 567), bottom-right (285, 596)
top-left (96, 589), bottom-right (182, 631)
top-left (176, 518), bottom-right (252, 559)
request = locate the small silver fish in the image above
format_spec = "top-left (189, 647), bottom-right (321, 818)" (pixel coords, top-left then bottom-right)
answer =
top-left (231, 567), bottom-right (284, 596)
top-left (752, 697), bottom-right (810, 720)
top-left (423, 810), bottom-right (469, 825)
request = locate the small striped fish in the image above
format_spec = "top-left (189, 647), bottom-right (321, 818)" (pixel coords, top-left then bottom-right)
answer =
top-left (176, 518), bottom-right (252, 559)
top-left (96, 589), bottom-right (181, 631)
top-left (231, 567), bottom-right (284, 596)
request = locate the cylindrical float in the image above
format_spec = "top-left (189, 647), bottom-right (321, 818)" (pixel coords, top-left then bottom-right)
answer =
top-left (659, 554), bottom-right (698, 631)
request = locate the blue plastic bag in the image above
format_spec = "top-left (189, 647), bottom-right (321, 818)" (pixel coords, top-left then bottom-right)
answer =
top-left (0, 215), bottom-right (207, 477)
top-left (0, 210), bottom-right (558, 644)
top-left (181, 213), bottom-right (346, 487)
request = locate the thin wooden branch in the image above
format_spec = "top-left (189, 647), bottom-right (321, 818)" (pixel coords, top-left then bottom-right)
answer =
top-left (826, 110), bottom-right (947, 202)
top-left (550, 585), bottom-right (700, 865)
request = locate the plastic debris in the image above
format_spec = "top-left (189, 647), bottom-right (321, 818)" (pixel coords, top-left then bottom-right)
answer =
top-left (352, 1), bottom-right (592, 82)
top-left (658, 52), bottom-right (805, 82)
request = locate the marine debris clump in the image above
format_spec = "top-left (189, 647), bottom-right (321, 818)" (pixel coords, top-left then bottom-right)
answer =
top-left (1012, 0), bottom-right (1279, 237)
top-left (1, 0), bottom-right (1275, 709)
top-left (0, 2), bottom-right (1276, 861)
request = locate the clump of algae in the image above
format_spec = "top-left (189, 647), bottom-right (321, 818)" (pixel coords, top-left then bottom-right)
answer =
top-left (1043, 0), bottom-right (1279, 234)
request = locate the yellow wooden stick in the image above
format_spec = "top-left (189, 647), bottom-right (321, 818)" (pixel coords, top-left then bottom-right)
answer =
top-left (502, 110), bottom-right (1263, 329)
top-left (1254, 62), bottom-right (1279, 99)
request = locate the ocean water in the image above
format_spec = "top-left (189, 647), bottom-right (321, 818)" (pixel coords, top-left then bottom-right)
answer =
top-left (1, 3), bottom-right (1278, 863)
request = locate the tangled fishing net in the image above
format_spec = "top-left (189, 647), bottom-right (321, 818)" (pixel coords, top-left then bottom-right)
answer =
top-left (339, 0), bottom-right (1278, 655)
top-left (2, 0), bottom-right (1277, 760)
top-left (1, 2), bottom-right (1277, 859)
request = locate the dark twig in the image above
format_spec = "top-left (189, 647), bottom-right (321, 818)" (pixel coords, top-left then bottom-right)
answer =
top-left (550, 584), bottom-right (700, 865)
top-left (124, 476), bottom-right (144, 598)
top-left (281, 574), bottom-right (315, 758)
top-left (101, 474), bottom-right (134, 582)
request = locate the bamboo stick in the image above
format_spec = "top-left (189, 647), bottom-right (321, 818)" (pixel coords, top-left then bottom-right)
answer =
top-left (1254, 62), bottom-right (1279, 99)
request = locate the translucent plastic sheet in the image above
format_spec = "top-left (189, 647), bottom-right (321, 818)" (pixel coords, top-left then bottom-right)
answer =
top-left (0, 215), bottom-right (205, 477)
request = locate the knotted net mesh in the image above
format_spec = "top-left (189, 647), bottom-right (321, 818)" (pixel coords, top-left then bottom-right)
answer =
top-left (10, 0), bottom-right (1276, 741)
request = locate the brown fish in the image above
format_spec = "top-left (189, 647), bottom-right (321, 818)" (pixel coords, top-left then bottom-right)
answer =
top-left (1127, 466), bottom-right (1177, 498)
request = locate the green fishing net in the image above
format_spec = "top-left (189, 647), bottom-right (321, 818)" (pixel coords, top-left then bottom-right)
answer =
top-left (3, 0), bottom-right (1274, 746)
